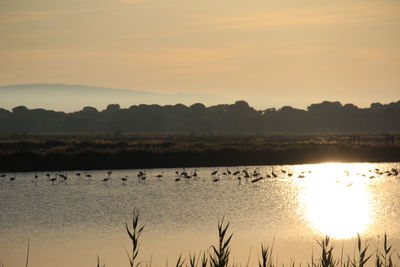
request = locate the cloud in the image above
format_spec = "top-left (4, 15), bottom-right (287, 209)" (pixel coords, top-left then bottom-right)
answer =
top-left (207, 4), bottom-right (400, 29)
top-left (119, 0), bottom-right (147, 4)
top-left (0, 7), bottom-right (116, 25)
top-left (0, 11), bottom-right (57, 24)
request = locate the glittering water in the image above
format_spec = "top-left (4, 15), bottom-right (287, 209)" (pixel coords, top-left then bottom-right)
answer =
top-left (1, 162), bottom-right (400, 267)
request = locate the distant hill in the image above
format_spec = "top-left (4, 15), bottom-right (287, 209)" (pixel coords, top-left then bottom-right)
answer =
top-left (0, 84), bottom-right (227, 112)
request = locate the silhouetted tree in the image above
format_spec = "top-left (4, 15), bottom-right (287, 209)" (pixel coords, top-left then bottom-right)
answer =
top-left (0, 100), bottom-right (399, 133)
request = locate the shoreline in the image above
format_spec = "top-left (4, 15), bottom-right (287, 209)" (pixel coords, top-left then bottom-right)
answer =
top-left (1, 144), bottom-right (399, 172)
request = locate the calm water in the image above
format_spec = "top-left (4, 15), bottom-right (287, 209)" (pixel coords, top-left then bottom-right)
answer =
top-left (1, 162), bottom-right (400, 266)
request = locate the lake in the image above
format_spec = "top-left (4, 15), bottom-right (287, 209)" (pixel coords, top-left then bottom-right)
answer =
top-left (1, 162), bottom-right (400, 267)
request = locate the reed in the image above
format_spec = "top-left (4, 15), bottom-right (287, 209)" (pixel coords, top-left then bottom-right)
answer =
top-left (175, 255), bottom-right (185, 267)
top-left (125, 209), bottom-right (145, 267)
top-left (209, 218), bottom-right (233, 267)
top-left (258, 244), bottom-right (273, 267)
top-left (89, 210), bottom-right (400, 267)
top-left (375, 234), bottom-right (394, 267)
top-left (316, 236), bottom-right (337, 267)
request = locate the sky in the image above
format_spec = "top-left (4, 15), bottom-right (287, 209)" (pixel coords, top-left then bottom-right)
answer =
top-left (0, 0), bottom-right (399, 109)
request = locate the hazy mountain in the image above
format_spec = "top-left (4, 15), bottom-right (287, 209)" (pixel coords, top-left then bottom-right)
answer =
top-left (0, 84), bottom-right (227, 112)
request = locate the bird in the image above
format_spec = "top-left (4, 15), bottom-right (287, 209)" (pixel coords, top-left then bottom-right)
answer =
top-left (211, 170), bottom-right (218, 176)
top-left (180, 169), bottom-right (187, 176)
top-left (104, 171), bottom-right (113, 182)
top-left (50, 175), bottom-right (57, 184)
top-left (121, 176), bottom-right (128, 183)
top-left (251, 177), bottom-right (263, 183)
top-left (60, 173), bottom-right (68, 181)
top-left (137, 171), bottom-right (146, 180)
top-left (156, 171), bottom-right (164, 178)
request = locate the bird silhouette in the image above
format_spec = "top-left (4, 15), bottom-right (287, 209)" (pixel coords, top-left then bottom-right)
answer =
top-left (50, 175), bottom-right (57, 184)
top-left (251, 177), bottom-right (263, 183)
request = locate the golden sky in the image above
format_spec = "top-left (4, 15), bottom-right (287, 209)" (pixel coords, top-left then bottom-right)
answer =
top-left (1, 0), bottom-right (399, 108)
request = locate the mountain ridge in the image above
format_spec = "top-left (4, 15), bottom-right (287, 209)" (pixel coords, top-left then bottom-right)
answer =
top-left (0, 83), bottom-right (227, 112)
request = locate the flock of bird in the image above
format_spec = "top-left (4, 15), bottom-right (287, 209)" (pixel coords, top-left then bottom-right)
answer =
top-left (0, 166), bottom-right (399, 186)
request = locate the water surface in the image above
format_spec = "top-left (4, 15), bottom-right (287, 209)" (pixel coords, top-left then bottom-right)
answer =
top-left (1, 162), bottom-right (400, 266)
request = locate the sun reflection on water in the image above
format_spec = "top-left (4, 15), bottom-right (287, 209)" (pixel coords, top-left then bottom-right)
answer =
top-left (295, 163), bottom-right (375, 239)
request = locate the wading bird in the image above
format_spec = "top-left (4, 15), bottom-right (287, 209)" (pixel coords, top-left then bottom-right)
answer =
top-left (50, 175), bottom-right (57, 184)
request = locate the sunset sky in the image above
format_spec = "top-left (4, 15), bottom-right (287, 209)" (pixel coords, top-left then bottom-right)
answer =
top-left (1, 0), bottom-right (399, 109)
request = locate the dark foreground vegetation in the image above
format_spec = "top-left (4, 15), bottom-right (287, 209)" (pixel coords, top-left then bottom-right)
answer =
top-left (18, 209), bottom-right (400, 267)
top-left (102, 210), bottom-right (400, 267)
top-left (0, 133), bottom-right (399, 172)
top-left (1, 100), bottom-right (400, 133)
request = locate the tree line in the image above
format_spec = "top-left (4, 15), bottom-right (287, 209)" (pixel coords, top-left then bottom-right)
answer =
top-left (0, 100), bottom-right (399, 133)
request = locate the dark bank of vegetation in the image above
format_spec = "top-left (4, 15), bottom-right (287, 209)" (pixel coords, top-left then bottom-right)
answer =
top-left (1, 100), bottom-right (400, 133)
top-left (1, 100), bottom-right (400, 172)
top-left (0, 133), bottom-right (399, 172)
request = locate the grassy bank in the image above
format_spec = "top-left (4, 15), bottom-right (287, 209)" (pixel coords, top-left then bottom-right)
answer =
top-left (0, 133), bottom-right (399, 172)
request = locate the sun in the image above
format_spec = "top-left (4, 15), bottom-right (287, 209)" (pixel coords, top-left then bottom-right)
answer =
top-left (295, 163), bottom-right (374, 239)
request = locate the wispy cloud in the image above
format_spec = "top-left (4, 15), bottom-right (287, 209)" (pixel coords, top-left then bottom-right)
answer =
top-left (119, 0), bottom-right (147, 4)
top-left (0, 7), bottom-right (116, 25)
top-left (208, 4), bottom-right (400, 29)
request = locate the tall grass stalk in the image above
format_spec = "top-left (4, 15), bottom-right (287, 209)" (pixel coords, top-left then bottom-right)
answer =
top-left (125, 209), bottom-right (145, 267)
top-left (189, 253), bottom-right (197, 267)
top-left (259, 244), bottom-right (274, 267)
top-left (350, 234), bottom-right (372, 267)
top-left (97, 256), bottom-right (105, 267)
top-left (175, 255), bottom-right (185, 267)
top-left (210, 218), bottom-right (233, 267)
top-left (201, 251), bottom-right (208, 267)
top-left (376, 234), bottom-right (393, 267)
top-left (25, 239), bottom-right (30, 267)
top-left (317, 236), bottom-right (337, 267)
